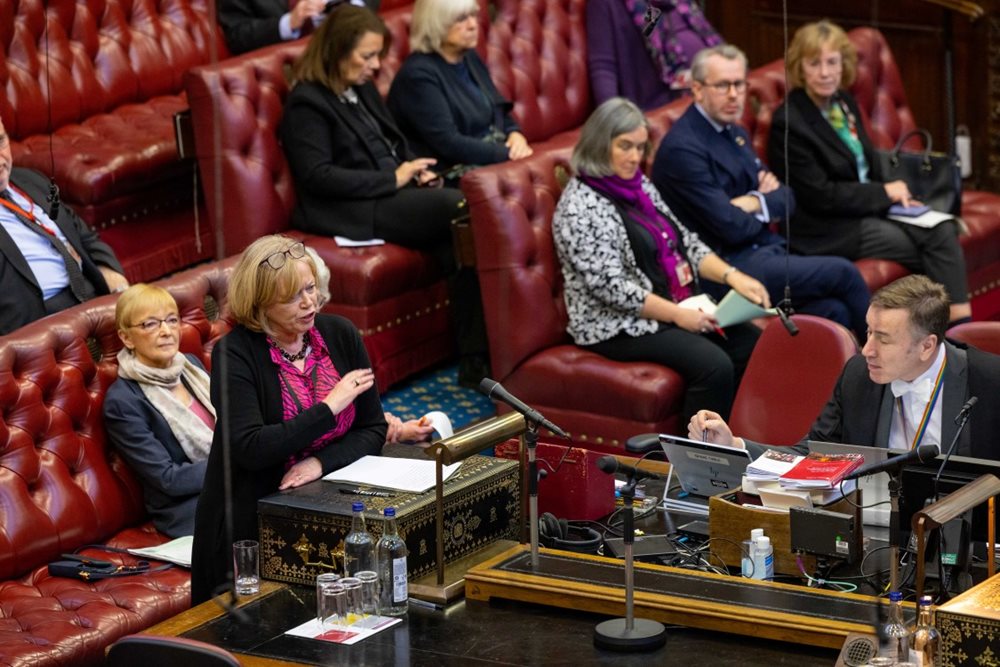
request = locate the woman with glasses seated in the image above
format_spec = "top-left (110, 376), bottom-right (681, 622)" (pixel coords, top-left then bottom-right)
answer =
top-left (768, 20), bottom-right (970, 324)
top-left (191, 235), bottom-right (387, 603)
top-left (386, 0), bottom-right (532, 183)
top-left (104, 284), bottom-right (214, 538)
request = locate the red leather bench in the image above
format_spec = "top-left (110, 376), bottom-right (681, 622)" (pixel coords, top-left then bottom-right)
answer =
top-left (0, 259), bottom-right (236, 667)
top-left (1, 0), bottom-right (226, 283)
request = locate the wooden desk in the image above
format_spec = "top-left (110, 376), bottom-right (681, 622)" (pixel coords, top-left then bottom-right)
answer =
top-left (143, 579), bottom-right (838, 666)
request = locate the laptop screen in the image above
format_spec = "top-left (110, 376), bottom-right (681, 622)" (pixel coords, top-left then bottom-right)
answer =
top-left (659, 434), bottom-right (753, 498)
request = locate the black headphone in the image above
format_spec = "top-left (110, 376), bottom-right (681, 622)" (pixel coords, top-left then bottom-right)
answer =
top-left (538, 512), bottom-right (603, 554)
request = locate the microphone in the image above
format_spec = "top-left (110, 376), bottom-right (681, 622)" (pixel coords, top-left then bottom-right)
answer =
top-left (596, 455), bottom-right (665, 481)
top-left (775, 285), bottom-right (799, 336)
top-left (843, 444), bottom-right (940, 481)
top-left (478, 378), bottom-right (569, 438)
top-left (934, 396), bottom-right (978, 493)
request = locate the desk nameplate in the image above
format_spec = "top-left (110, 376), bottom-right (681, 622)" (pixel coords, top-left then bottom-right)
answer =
top-left (466, 544), bottom-right (894, 649)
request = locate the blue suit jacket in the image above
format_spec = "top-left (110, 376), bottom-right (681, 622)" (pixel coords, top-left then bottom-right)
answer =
top-left (652, 104), bottom-right (794, 259)
top-left (103, 355), bottom-right (209, 538)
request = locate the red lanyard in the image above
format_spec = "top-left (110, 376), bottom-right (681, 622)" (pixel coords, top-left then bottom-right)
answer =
top-left (0, 186), bottom-right (58, 238)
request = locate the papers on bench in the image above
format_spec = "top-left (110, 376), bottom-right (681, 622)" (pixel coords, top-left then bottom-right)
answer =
top-left (322, 455), bottom-right (462, 494)
top-left (743, 449), bottom-right (862, 511)
top-left (888, 209), bottom-right (954, 228)
top-left (127, 535), bottom-right (193, 568)
top-left (678, 290), bottom-right (778, 328)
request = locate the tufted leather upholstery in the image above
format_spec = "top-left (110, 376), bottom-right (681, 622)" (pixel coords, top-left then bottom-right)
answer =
top-left (745, 27), bottom-right (1000, 319)
top-left (487, 0), bottom-right (590, 145)
top-left (463, 150), bottom-right (684, 452)
top-left (730, 315), bottom-right (859, 446)
top-left (0, 0), bottom-right (226, 283)
top-left (183, 6), bottom-right (454, 391)
top-left (0, 258), bottom-right (236, 667)
top-left (947, 321), bottom-right (1000, 356)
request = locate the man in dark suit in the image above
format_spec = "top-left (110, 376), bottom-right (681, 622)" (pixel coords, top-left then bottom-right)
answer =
top-left (691, 275), bottom-right (1000, 461)
top-left (218, 0), bottom-right (380, 55)
top-left (651, 44), bottom-right (870, 340)
top-left (0, 118), bottom-right (128, 335)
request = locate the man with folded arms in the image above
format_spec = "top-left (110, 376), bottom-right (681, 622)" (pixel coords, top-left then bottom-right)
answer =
top-left (0, 118), bottom-right (128, 335)
top-left (652, 44), bottom-right (870, 341)
top-left (691, 275), bottom-right (1000, 460)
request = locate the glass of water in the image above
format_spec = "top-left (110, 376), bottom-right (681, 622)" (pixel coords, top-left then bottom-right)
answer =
top-left (232, 540), bottom-right (259, 596)
top-left (355, 570), bottom-right (379, 618)
top-left (316, 575), bottom-right (346, 629)
top-left (339, 576), bottom-right (363, 625)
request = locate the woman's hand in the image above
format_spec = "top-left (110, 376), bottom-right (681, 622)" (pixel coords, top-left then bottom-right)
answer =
top-left (674, 307), bottom-right (719, 334)
top-left (278, 456), bottom-right (323, 490)
top-left (395, 158), bottom-right (438, 188)
top-left (884, 180), bottom-right (916, 207)
top-left (506, 132), bottom-right (533, 160)
top-left (385, 412), bottom-right (435, 445)
top-left (727, 270), bottom-right (771, 308)
top-left (322, 368), bottom-right (375, 415)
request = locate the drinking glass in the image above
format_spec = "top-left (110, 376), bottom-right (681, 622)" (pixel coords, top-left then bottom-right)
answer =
top-left (232, 540), bottom-right (259, 595)
top-left (339, 576), bottom-right (362, 625)
top-left (316, 578), bottom-right (347, 629)
top-left (355, 570), bottom-right (379, 618)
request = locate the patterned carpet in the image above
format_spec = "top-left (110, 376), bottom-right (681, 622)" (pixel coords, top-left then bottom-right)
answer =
top-left (381, 363), bottom-right (497, 433)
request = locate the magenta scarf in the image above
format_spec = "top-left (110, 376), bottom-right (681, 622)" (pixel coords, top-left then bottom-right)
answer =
top-left (622, 0), bottom-right (721, 90)
top-left (581, 172), bottom-right (693, 302)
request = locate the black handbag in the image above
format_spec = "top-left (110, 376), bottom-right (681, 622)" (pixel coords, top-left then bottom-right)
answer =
top-left (47, 546), bottom-right (173, 581)
top-left (874, 129), bottom-right (962, 215)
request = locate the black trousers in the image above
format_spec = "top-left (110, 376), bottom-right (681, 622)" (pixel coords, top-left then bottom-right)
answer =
top-left (585, 321), bottom-right (761, 424)
top-left (859, 217), bottom-right (969, 303)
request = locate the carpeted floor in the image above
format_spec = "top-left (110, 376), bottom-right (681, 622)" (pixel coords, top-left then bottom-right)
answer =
top-left (381, 363), bottom-right (496, 434)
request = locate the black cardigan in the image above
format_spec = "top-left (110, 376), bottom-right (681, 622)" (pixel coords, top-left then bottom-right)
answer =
top-left (767, 88), bottom-right (893, 259)
top-left (191, 315), bottom-right (387, 602)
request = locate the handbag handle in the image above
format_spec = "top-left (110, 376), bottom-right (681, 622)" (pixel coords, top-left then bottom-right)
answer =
top-left (888, 129), bottom-right (935, 171)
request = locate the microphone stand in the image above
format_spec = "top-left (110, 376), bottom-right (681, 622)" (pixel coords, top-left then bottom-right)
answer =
top-left (525, 421), bottom-right (541, 570)
top-left (594, 476), bottom-right (667, 651)
top-left (887, 470), bottom-right (903, 593)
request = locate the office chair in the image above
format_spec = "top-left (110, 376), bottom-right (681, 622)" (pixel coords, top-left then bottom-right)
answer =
top-left (106, 635), bottom-right (241, 667)
top-left (729, 315), bottom-right (859, 446)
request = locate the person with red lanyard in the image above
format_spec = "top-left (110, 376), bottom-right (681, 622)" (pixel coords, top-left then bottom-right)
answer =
top-left (0, 118), bottom-right (128, 335)
top-left (691, 275), bottom-right (1000, 462)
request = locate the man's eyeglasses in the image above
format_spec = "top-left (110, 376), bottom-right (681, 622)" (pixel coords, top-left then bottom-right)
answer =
top-left (130, 315), bottom-right (181, 333)
top-left (698, 79), bottom-right (748, 94)
top-left (259, 242), bottom-right (306, 270)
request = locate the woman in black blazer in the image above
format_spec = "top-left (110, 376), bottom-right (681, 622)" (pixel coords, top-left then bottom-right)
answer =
top-left (280, 6), bottom-right (487, 381)
top-left (768, 20), bottom-right (970, 323)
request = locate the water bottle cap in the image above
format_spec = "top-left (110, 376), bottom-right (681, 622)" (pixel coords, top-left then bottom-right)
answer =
top-left (889, 590), bottom-right (902, 602)
top-left (750, 528), bottom-right (764, 540)
top-left (384, 507), bottom-right (396, 517)
top-left (919, 595), bottom-right (933, 606)
top-left (757, 536), bottom-right (770, 547)
top-left (352, 501), bottom-right (364, 512)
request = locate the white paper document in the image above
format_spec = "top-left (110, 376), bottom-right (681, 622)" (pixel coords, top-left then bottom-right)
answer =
top-left (888, 210), bottom-right (954, 228)
top-left (678, 290), bottom-right (778, 328)
top-left (127, 535), bottom-right (193, 568)
top-left (286, 615), bottom-right (402, 645)
top-left (323, 455), bottom-right (462, 493)
top-left (334, 236), bottom-right (386, 247)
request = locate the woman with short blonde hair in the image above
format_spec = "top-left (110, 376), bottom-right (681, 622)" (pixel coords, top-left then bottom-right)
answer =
top-left (191, 235), bottom-right (387, 603)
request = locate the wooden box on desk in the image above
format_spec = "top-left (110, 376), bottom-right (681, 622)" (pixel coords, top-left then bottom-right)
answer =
top-left (708, 489), bottom-right (862, 576)
top-left (937, 574), bottom-right (1000, 666)
top-left (257, 455), bottom-right (520, 586)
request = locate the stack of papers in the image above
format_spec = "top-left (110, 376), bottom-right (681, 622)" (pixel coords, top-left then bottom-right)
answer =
top-left (743, 449), bottom-right (860, 511)
top-left (127, 535), bottom-right (193, 567)
top-left (678, 290), bottom-right (778, 328)
top-left (322, 455), bottom-right (462, 494)
top-left (745, 449), bottom-right (802, 483)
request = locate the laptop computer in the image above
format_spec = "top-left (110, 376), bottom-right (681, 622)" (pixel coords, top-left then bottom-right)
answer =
top-left (659, 434), bottom-right (753, 514)
top-left (807, 441), bottom-right (891, 527)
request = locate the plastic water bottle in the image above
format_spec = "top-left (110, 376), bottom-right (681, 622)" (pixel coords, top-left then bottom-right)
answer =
top-left (343, 501), bottom-right (375, 577)
top-left (376, 507), bottom-right (408, 616)
top-left (742, 528), bottom-right (764, 578)
top-left (882, 590), bottom-right (913, 663)
top-left (752, 535), bottom-right (774, 581)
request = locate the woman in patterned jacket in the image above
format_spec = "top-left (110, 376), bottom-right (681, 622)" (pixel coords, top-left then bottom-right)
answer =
top-left (552, 97), bottom-right (768, 422)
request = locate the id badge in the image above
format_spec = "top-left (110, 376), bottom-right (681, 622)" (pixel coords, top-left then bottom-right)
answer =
top-left (675, 260), bottom-right (693, 286)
